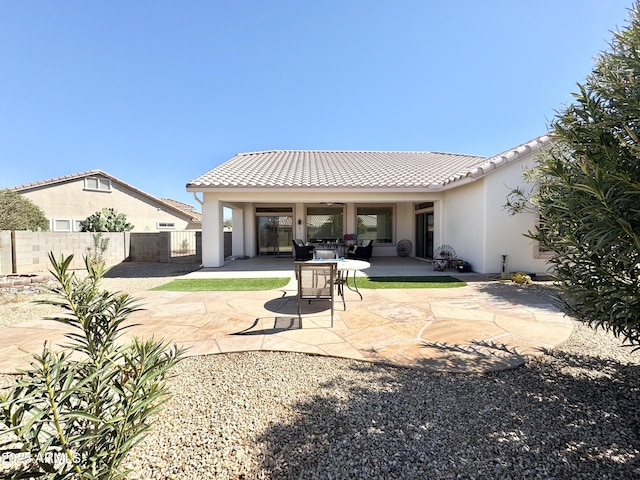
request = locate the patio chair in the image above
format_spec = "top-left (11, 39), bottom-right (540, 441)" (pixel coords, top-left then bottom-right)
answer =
top-left (292, 239), bottom-right (315, 261)
top-left (347, 239), bottom-right (373, 260)
top-left (295, 261), bottom-right (337, 327)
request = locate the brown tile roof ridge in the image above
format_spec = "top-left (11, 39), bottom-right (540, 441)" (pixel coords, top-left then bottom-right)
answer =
top-left (160, 197), bottom-right (196, 211)
top-left (160, 198), bottom-right (202, 222)
top-left (9, 169), bottom-right (106, 191)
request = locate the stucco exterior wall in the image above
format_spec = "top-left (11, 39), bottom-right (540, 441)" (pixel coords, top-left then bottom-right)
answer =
top-left (442, 180), bottom-right (486, 271)
top-left (483, 155), bottom-right (550, 275)
top-left (20, 177), bottom-right (195, 232)
top-left (393, 202), bottom-right (416, 256)
top-left (201, 190), bottom-right (448, 264)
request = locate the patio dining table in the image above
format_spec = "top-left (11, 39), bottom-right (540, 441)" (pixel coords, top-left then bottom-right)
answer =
top-left (307, 258), bottom-right (370, 304)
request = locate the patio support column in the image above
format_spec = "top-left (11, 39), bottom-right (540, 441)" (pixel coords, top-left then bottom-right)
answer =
top-left (295, 202), bottom-right (305, 240)
top-left (231, 207), bottom-right (244, 256)
top-left (202, 194), bottom-right (225, 267)
top-left (345, 203), bottom-right (356, 237)
top-left (434, 200), bottom-right (445, 251)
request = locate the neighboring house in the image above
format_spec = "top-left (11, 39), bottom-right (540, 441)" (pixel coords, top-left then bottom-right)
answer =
top-left (187, 135), bottom-right (552, 274)
top-left (12, 170), bottom-right (201, 232)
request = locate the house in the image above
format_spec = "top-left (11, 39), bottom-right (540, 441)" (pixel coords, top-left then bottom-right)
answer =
top-left (12, 170), bottom-right (201, 232)
top-left (186, 135), bottom-right (552, 274)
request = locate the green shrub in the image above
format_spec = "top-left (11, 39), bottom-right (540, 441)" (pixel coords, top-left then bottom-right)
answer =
top-left (0, 253), bottom-right (184, 479)
top-left (80, 208), bottom-right (133, 232)
top-left (507, 3), bottom-right (640, 349)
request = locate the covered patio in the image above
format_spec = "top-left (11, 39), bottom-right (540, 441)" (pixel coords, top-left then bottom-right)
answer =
top-left (0, 257), bottom-right (572, 374)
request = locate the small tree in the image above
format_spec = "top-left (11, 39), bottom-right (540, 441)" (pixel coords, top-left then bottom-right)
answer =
top-left (508, 2), bottom-right (640, 348)
top-left (0, 253), bottom-right (183, 479)
top-left (80, 208), bottom-right (134, 232)
top-left (0, 189), bottom-right (49, 231)
top-left (86, 232), bottom-right (110, 266)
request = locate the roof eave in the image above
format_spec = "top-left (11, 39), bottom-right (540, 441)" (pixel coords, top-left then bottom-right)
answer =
top-left (186, 185), bottom-right (448, 193)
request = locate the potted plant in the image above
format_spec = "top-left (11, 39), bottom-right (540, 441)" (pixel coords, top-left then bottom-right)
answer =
top-left (456, 259), bottom-right (471, 273)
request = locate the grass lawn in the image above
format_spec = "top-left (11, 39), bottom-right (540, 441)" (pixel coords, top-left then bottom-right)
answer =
top-left (152, 278), bottom-right (291, 291)
top-left (347, 275), bottom-right (466, 289)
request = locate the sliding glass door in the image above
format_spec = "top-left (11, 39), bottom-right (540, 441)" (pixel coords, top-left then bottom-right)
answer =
top-left (257, 212), bottom-right (293, 256)
top-left (415, 212), bottom-right (434, 259)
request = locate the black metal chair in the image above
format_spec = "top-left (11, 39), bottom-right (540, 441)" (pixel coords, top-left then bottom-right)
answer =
top-left (292, 239), bottom-right (314, 261)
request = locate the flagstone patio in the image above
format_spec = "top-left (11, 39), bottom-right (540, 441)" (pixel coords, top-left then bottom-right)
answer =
top-left (0, 257), bottom-right (573, 374)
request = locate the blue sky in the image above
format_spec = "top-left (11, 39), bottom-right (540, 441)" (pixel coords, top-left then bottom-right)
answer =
top-left (0, 1), bottom-right (633, 209)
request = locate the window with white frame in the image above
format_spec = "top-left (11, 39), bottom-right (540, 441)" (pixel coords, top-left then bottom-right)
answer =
top-left (306, 206), bottom-right (343, 242)
top-left (52, 218), bottom-right (72, 232)
top-left (356, 206), bottom-right (394, 243)
top-left (157, 221), bottom-right (176, 229)
top-left (84, 177), bottom-right (111, 192)
top-left (533, 212), bottom-right (553, 259)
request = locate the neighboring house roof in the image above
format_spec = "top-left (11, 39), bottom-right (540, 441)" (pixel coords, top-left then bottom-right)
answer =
top-left (160, 198), bottom-right (203, 222)
top-left (187, 135), bottom-right (552, 191)
top-left (11, 169), bottom-right (202, 223)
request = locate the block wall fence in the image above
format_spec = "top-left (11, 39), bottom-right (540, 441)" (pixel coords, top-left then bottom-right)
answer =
top-left (0, 231), bottom-right (215, 274)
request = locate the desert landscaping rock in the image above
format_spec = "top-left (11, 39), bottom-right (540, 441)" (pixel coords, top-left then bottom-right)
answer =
top-left (121, 323), bottom-right (639, 480)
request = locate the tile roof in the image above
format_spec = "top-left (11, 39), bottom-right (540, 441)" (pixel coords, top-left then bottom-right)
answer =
top-left (187, 151), bottom-right (486, 189)
top-left (187, 135), bottom-right (552, 191)
top-left (160, 198), bottom-right (202, 222)
top-left (11, 169), bottom-right (202, 222)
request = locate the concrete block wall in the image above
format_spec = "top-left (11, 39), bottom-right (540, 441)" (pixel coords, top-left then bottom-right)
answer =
top-left (0, 231), bottom-right (130, 274)
top-left (0, 230), bottom-right (208, 273)
top-left (129, 232), bottom-right (171, 263)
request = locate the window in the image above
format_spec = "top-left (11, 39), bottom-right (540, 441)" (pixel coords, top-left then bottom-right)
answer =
top-left (52, 219), bottom-right (72, 232)
top-left (84, 177), bottom-right (111, 192)
top-left (157, 222), bottom-right (176, 229)
top-left (533, 212), bottom-right (553, 259)
top-left (73, 219), bottom-right (84, 232)
top-left (356, 206), bottom-right (393, 243)
top-left (306, 206), bottom-right (343, 242)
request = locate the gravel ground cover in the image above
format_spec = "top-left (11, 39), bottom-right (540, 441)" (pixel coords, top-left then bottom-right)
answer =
top-left (0, 262), bottom-right (200, 328)
top-left (1, 265), bottom-right (639, 479)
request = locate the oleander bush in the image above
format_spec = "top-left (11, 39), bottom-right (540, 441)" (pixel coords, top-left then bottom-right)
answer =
top-left (0, 253), bottom-right (184, 479)
top-left (507, 2), bottom-right (640, 349)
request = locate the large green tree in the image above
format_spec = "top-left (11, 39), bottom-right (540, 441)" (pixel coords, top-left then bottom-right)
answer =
top-left (0, 189), bottom-right (49, 231)
top-left (511, 2), bottom-right (640, 348)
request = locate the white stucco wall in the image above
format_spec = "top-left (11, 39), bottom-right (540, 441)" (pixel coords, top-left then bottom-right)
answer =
top-left (431, 150), bottom-right (551, 275)
top-left (196, 189), bottom-right (448, 261)
top-left (441, 180), bottom-right (486, 270)
top-left (483, 155), bottom-right (550, 275)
